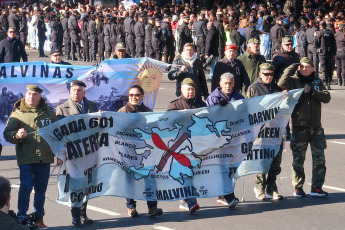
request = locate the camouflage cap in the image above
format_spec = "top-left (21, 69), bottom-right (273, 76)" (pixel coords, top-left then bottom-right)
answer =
top-left (181, 78), bottom-right (197, 88)
top-left (300, 57), bottom-right (314, 67)
top-left (282, 37), bottom-right (292, 44)
top-left (26, 84), bottom-right (43, 93)
top-left (115, 42), bottom-right (126, 51)
top-left (248, 38), bottom-right (260, 44)
top-left (259, 63), bottom-right (275, 71)
top-left (70, 80), bottom-right (86, 88)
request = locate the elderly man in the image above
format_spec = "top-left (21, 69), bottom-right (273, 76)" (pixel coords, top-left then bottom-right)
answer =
top-left (111, 42), bottom-right (131, 59)
top-left (168, 43), bottom-right (209, 100)
top-left (0, 176), bottom-right (29, 230)
top-left (237, 38), bottom-right (266, 85)
top-left (118, 85), bottom-right (163, 217)
top-left (212, 44), bottom-right (250, 93)
top-left (278, 57), bottom-right (331, 197)
top-left (0, 27), bottom-right (27, 63)
top-left (247, 63), bottom-right (283, 200)
top-left (56, 80), bottom-right (97, 227)
top-left (50, 47), bottom-right (71, 65)
top-left (167, 78), bottom-right (204, 214)
top-left (4, 85), bottom-right (57, 229)
top-left (207, 72), bottom-right (244, 208)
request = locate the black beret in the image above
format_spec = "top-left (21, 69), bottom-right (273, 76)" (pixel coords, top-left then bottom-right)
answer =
top-left (70, 80), bottom-right (86, 88)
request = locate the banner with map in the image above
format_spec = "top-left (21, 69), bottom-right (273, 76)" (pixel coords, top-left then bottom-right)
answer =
top-left (37, 89), bottom-right (303, 207)
top-left (0, 58), bottom-right (168, 145)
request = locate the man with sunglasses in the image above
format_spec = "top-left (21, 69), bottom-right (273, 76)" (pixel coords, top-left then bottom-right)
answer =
top-left (118, 85), bottom-right (163, 217)
top-left (271, 37), bottom-right (300, 83)
top-left (278, 57), bottom-right (331, 198)
top-left (50, 47), bottom-right (71, 65)
top-left (247, 63), bottom-right (284, 201)
top-left (0, 27), bottom-right (27, 63)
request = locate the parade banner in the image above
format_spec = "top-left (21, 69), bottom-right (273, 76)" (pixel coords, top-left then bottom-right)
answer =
top-left (0, 58), bottom-right (168, 145)
top-left (37, 89), bottom-right (303, 207)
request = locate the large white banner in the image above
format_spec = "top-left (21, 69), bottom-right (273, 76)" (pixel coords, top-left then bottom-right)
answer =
top-left (0, 58), bottom-right (167, 145)
top-left (37, 89), bottom-right (303, 207)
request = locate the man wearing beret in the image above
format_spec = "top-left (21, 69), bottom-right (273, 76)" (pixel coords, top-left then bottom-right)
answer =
top-left (56, 80), bottom-right (97, 226)
top-left (278, 57), bottom-right (331, 197)
top-left (50, 47), bottom-right (72, 65)
top-left (247, 63), bottom-right (284, 200)
top-left (4, 85), bottom-right (57, 229)
top-left (237, 38), bottom-right (266, 85)
top-left (212, 44), bottom-right (250, 93)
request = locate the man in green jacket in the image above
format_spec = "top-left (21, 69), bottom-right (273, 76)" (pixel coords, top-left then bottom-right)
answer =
top-left (277, 57), bottom-right (331, 198)
top-left (3, 84), bottom-right (57, 229)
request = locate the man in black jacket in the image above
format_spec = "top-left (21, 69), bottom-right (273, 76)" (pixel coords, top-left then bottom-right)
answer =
top-left (162, 16), bottom-right (175, 64)
top-left (205, 21), bottom-right (219, 81)
top-left (178, 16), bottom-right (193, 53)
top-left (212, 44), bottom-right (250, 93)
top-left (168, 43), bottom-right (209, 100)
top-left (0, 27), bottom-right (27, 63)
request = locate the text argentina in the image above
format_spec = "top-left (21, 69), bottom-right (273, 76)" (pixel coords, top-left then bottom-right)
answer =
top-left (156, 186), bottom-right (200, 200)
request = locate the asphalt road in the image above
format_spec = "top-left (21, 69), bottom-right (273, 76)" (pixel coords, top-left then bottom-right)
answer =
top-left (1, 49), bottom-right (345, 230)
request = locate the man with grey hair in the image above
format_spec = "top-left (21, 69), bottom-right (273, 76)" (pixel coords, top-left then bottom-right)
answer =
top-left (207, 72), bottom-right (244, 106)
top-left (206, 72), bottom-right (244, 207)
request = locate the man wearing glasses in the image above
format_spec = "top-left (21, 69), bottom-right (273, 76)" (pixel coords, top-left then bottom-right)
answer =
top-left (247, 63), bottom-right (284, 201)
top-left (118, 85), bottom-right (163, 217)
top-left (0, 27), bottom-right (27, 63)
top-left (271, 37), bottom-right (300, 83)
top-left (50, 47), bottom-right (71, 65)
top-left (278, 57), bottom-right (331, 198)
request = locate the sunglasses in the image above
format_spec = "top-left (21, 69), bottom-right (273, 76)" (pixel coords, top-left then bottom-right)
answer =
top-left (128, 93), bottom-right (141, 97)
top-left (9, 31), bottom-right (16, 33)
top-left (261, 72), bottom-right (274, 76)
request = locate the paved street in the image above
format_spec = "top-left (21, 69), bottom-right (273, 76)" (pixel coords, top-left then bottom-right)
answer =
top-left (1, 48), bottom-right (345, 230)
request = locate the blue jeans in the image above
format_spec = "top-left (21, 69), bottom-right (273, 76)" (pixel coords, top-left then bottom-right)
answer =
top-left (18, 163), bottom-right (51, 217)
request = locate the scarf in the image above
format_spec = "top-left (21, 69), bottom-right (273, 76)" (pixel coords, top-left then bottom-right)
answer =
top-left (181, 52), bottom-right (197, 66)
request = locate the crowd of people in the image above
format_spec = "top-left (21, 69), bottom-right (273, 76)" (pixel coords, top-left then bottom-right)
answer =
top-left (0, 0), bottom-right (343, 229)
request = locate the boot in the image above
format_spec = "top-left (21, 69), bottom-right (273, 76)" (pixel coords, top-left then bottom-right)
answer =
top-left (83, 56), bottom-right (86, 62)
top-left (72, 55), bottom-right (78, 61)
top-left (87, 56), bottom-right (90, 62)
top-left (327, 81), bottom-right (331, 90)
top-left (78, 54), bottom-right (83, 61)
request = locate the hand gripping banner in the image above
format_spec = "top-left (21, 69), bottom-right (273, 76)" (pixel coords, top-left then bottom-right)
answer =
top-left (37, 89), bottom-right (303, 207)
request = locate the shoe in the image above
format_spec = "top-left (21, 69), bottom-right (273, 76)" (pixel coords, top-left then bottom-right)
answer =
top-left (128, 208), bottom-right (138, 217)
top-left (17, 215), bottom-right (28, 225)
top-left (293, 188), bottom-right (306, 197)
top-left (148, 207), bottom-right (163, 216)
top-left (81, 216), bottom-right (93, 224)
top-left (216, 197), bottom-right (228, 206)
top-left (310, 188), bottom-right (328, 197)
top-left (228, 197), bottom-right (239, 208)
top-left (266, 191), bottom-right (283, 200)
top-left (72, 217), bottom-right (81, 227)
top-left (189, 203), bottom-right (200, 214)
top-left (72, 56), bottom-right (78, 61)
top-left (179, 201), bottom-right (189, 210)
top-left (327, 85), bottom-right (331, 90)
top-left (254, 187), bottom-right (266, 200)
top-left (35, 220), bottom-right (48, 229)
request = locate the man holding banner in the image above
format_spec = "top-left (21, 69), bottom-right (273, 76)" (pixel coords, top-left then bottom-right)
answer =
top-left (247, 63), bottom-right (284, 200)
top-left (278, 58), bottom-right (331, 197)
top-left (118, 85), bottom-right (163, 217)
top-left (3, 85), bottom-right (57, 229)
top-left (206, 72), bottom-right (244, 207)
top-left (56, 80), bottom-right (97, 227)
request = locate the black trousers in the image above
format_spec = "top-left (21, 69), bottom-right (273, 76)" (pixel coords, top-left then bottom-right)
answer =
top-left (319, 52), bottom-right (334, 83)
top-left (336, 51), bottom-right (345, 81)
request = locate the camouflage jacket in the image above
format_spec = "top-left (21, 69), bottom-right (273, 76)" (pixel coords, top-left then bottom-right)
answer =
top-left (277, 64), bottom-right (331, 128)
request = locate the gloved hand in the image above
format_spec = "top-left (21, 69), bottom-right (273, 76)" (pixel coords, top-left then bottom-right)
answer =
top-left (219, 99), bottom-right (228, 107)
top-left (304, 84), bottom-right (313, 95)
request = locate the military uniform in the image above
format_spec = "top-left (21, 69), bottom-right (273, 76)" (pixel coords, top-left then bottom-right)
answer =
top-left (68, 13), bottom-right (82, 60)
top-left (335, 28), bottom-right (345, 85)
top-left (178, 21), bottom-right (193, 52)
top-left (50, 17), bottom-right (59, 50)
top-left (161, 19), bottom-right (175, 63)
top-left (152, 22), bottom-right (163, 61)
top-left (144, 20), bottom-right (154, 58)
top-left (315, 27), bottom-right (336, 88)
top-left (124, 15), bottom-right (135, 57)
top-left (81, 18), bottom-right (90, 61)
top-left (306, 25), bottom-right (319, 76)
top-left (104, 21), bottom-right (112, 59)
top-left (237, 50), bottom-right (266, 85)
top-left (277, 61), bottom-right (331, 195)
top-left (270, 21), bottom-right (284, 53)
top-left (88, 16), bottom-right (97, 62)
top-left (134, 19), bottom-right (145, 57)
top-left (61, 14), bottom-right (71, 59)
top-left (97, 17), bottom-right (105, 62)
top-left (271, 48), bottom-right (300, 82)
